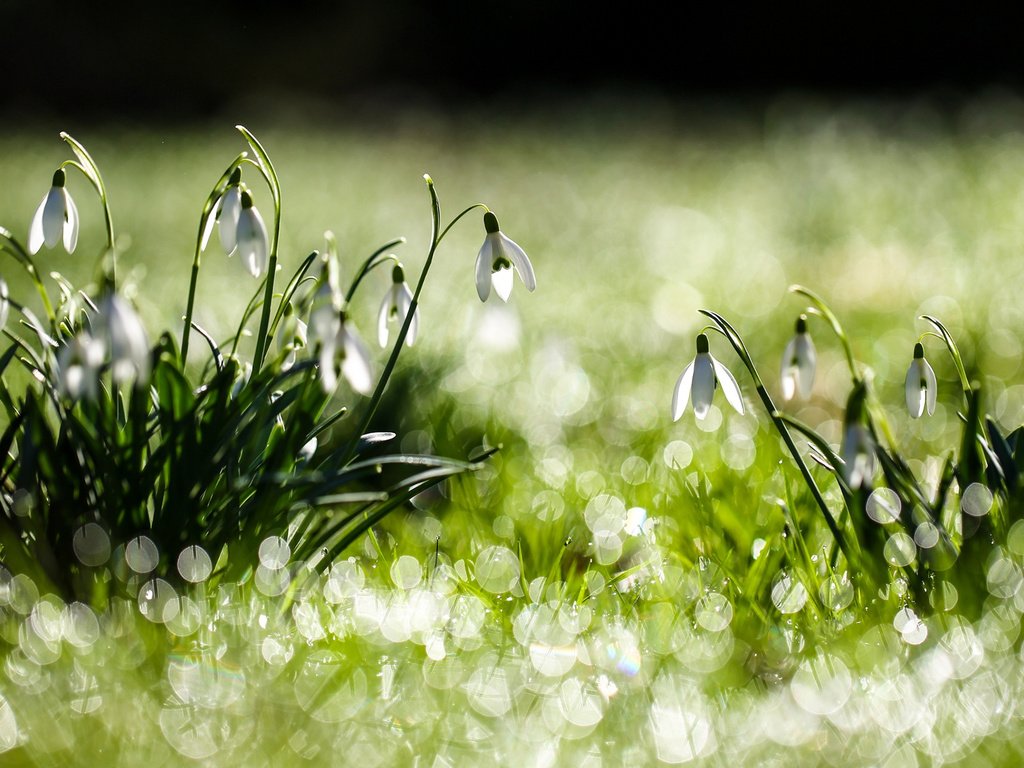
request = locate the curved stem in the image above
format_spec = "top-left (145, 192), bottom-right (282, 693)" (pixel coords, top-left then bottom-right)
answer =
top-left (344, 239), bottom-right (406, 304)
top-left (699, 309), bottom-right (857, 568)
top-left (59, 133), bottom-right (116, 284)
top-left (236, 126), bottom-right (282, 372)
top-left (789, 284), bottom-right (858, 381)
top-left (340, 175), bottom-right (443, 466)
top-left (181, 152), bottom-right (248, 366)
top-left (919, 314), bottom-right (971, 404)
top-left (437, 203), bottom-right (488, 245)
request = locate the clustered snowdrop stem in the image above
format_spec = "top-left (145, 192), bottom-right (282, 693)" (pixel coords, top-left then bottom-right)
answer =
top-left (344, 244), bottom-right (404, 304)
top-left (789, 284), bottom-right (859, 383)
top-left (181, 152), bottom-right (248, 364)
top-left (340, 176), bottom-right (486, 466)
top-left (919, 314), bottom-right (971, 406)
top-left (235, 126), bottom-right (283, 373)
top-left (59, 132), bottom-right (116, 282)
top-left (698, 309), bottom-right (854, 564)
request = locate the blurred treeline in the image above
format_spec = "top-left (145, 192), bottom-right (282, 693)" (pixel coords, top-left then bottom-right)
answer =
top-left (3, 1), bottom-right (1022, 124)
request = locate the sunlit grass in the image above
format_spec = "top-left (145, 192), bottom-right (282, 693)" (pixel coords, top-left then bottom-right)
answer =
top-left (4, 98), bottom-right (1024, 764)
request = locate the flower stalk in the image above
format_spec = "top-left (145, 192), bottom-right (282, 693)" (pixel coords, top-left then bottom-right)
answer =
top-left (699, 309), bottom-right (857, 568)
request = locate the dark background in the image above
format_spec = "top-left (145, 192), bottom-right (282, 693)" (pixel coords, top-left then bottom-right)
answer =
top-left (3, 2), bottom-right (1021, 122)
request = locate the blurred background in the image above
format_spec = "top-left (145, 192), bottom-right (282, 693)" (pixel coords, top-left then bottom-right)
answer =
top-left (3, 2), bottom-right (1024, 488)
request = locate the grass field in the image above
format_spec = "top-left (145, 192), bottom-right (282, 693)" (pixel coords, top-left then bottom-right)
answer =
top-left (3, 98), bottom-right (1024, 765)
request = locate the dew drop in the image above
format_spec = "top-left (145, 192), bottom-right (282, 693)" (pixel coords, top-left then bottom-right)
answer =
top-left (125, 535), bottom-right (159, 574)
top-left (390, 555), bottom-right (423, 590)
top-left (884, 533), bottom-right (917, 567)
top-left (695, 592), bottom-right (733, 632)
top-left (474, 546), bottom-right (520, 594)
top-left (73, 523), bottom-right (111, 567)
top-left (258, 536), bottom-right (291, 570)
top-left (962, 483), bottom-right (994, 518)
top-left (177, 545), bottom-right (213, 583)
top-left (866, 488), bottom-right (901, 524)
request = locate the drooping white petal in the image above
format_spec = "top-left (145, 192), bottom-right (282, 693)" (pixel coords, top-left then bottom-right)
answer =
top-left (340, 324), bottom-right (373, 395)
top-left (236, 206), bottom-right (269, 278)
top-left (319, 335), bottom-right (338, 393)
top-left (492, 266), bottom-right (514, 302)
top-left (781, 337), bottom-right (798, 401)
top-left (691, 353), bottom-right (717, 420)
top-left (905, 360), bottom-right (926, 418)
top-left (42, 187), bottom-right (65, 249)
top-left (57, 332), bottom-right (104, 401)
top-left (377, 286), bottom-right (394, 348)
top-left (840, 424), bottom-right (874, 489)
top-left (711, 355), bottom-right (744, 415)
top-left (219, 187), bottom-right (242, 255)
top-left (671, 360), bottom-right (695, 421)
top-left (781, 334), bottom-right (816, 401)
top-left (397, 283), bottom-right (418, 346)
top-left (199, 196), bottom-right (221, 252)
top-left (28, 192), bottom-right (48, 254)
top-left (501, 233), bottom-right (536, 292)
top-left (794, 334), bottom-right (815, 399)
top-left (923, 359), bottom-right (937, 416)
top-left (475, 237), bottom-right (494, 301)
top-left (63, 189), bottom-right (79, 253)
top-left (99, 294), bottom-right (150, 386)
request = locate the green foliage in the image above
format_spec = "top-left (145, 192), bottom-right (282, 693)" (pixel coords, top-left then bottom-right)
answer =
top-left (0, 129), bottom-right (492, 603)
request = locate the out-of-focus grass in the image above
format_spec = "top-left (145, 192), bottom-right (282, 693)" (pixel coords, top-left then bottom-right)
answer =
top-left (5, 98), bottom-right (1024, 764)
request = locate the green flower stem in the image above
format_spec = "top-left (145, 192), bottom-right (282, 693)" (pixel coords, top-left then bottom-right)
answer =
top-left (59, 133), bottom-right (115, 283)
top-left (0, 229), bottom-right (55, 326)
top-left (920, 315), bottom-right (972, 404)
top-left (789, 285), bottom-right (858, 381)
top-left (341, 178), bottom-right (484, 467)
top-left (344, 239), bottom-right (407, 304)
top-left (236, 127), bottom-right (282, 373)
top-left (699, 309), bottom-right (858, 569)
top-left (181, 153), bottom-right (248, 366)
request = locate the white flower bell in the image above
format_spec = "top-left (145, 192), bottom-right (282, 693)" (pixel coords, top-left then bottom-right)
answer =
top-left (29, 169), bottom-right (79, 255)
top-left (904, 343), bottom-right (937, 419)
top-left (781, 315), bottom-right (816, 401)
top-left (839, 383), bottom-right (875, 489)
top-left (199, 167), bottom-right (243, 255)
top-left (475, 212), bottom-right (536, 302)
top-left (672, 333), bottom-right (745, 421)
top-left (57, 332), bottom-right (104, 401)
top-left (319, 312), bottom-right (373, 395)
top-left (377, 264), bottom-right (418, 347)
top-left (96, 292), bottom-right (151, 387)
top-left (235, 190), bottom-right (269, 278)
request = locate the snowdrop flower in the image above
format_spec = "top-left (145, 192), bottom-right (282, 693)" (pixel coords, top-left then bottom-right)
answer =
top-left (276, 302), bottom-right (307, 371)
top-left (476, 212), bottom-right (536, 302)
top-left (672, 333), bottom-right (744, 421)
top-left (308, 251), bottom-right (343, 350)
top-left (96, 293), bottom-right (151, 386)
top-left (378, 264), bottom-right (418, 347)
top-left (57, 332), bottom-right (104, 401)
top-left (200, 168), bottom-right (244, 255)
top-left (840, 382), bottom-right (875, 489)
top-left (904, 342), bottom-right (937, 419)
top-left (780, 315), bottom-right (816, 401)
top-left (235, 190), bottom-right (269, 278)
top-left (28, 169), bottom-right (79, 255)
top-left (319, 312), bottom-right (373, 395)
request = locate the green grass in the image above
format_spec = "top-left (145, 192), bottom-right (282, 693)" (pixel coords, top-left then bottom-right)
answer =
top-left (3, 100), bottom-right (1024, 764)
